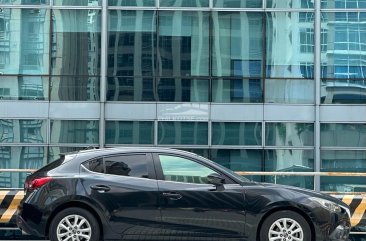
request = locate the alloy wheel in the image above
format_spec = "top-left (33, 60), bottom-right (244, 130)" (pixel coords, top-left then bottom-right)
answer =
top-left (56, 214), bottom-right (92, 241)
top-left (268, 217), bottom-right (304, 241)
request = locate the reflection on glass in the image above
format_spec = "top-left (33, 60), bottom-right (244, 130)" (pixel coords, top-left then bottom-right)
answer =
top-left (52, 10), bottom-right (101, 76)
top-left (107, 77), bottom-right (154, 101)
top-left (212, 122), bottom-right (262, 146)
top-left (159, 11), bottom-right (209, 77)
top-left (212, 79), bottom-right (263, 103)
top-left (321, 79), bottom-right (366, 104)
top-left (321, 12), bottom-right (366, 79)
top-left (266, 123), bottom-right (314, 147)
top-left (0, 0), bottom-right (49, 5)
top-left (322, 0), bottom-right (366, 8)
top-left (265, 79), bottom-right (314, 104)
top-left (48, 146), bottom-right (89, 162)
top-left (50, 77), bottom-right (100, 101)
top-left (0, 9), bottom-right (50, 74)
top-left (178, 148), bottom-right (209, 159)
top-left (210, 149), bottom-right (262, 182)
top-left (158, 78), bottom-right (208, 102)
top-left (320, 150), bottom-right (366, 192)
top-left (105, 121), bottom-right (154, 144)
top-left (53, 0), bottom-right (100, 6)
top-left (213, 0), bottom-right (261, 8)
top-left (321, 123), bottom-right (366, 147)
top-left (108, 11), bottom-right (156, 77)
top-left (267, 0), bottom-right (314, 8)
top-left (160, 0), bottom-right (208, 7)
top-left (158, 122), bottom-right (208, 145)
top-left (266, 12), bottom-right (314, 78)
top-left (212, 12), bottom-right (262, 77)
top-left (265, 149), bottom-right (314, 189)
top-left (0, 76), bottom-right (48, 100)
top-left (50, 120), bottom-right (99, 144)
top-left (0, 119), bottom-right (46, 143)
top-left (108, 0), bottom-right (155, 6)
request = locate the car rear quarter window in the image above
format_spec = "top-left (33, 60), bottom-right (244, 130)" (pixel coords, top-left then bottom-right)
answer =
top-left (104, 154), bottom-right (149, 178)
top-left (83, 158), bottom-right (104, 173)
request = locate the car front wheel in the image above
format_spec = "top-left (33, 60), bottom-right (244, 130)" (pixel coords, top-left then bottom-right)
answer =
top-left (49, 207), bottom-right (100, 241)
top-left (259, 210), bottom-right (311, 241)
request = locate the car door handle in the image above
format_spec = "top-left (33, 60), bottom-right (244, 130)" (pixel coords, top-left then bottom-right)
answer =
top-left (90, 185), bottom-right (111, 192)
top-left (162, 192), bottom-right (182, 200)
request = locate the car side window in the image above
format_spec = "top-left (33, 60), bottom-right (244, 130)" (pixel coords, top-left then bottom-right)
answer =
top-left (83, 158), bottom-right (104, 173)
top-left (104, 154), bottom-right (149, 178)
top-left (159, 155), bottom-right (218, 184)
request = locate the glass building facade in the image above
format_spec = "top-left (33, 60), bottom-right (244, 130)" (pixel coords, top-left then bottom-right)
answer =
top-left (0, 0), bottom-right (366, 193)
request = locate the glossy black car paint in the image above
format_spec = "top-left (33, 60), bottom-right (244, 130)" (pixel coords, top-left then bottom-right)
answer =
top-left (17, 147), bottom-right (351, 241)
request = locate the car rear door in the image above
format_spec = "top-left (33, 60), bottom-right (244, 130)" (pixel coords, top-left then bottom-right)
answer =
top-left (153, 153), bottom-right (246, 240)
top-left (80, 153), bottom-right (162, 238)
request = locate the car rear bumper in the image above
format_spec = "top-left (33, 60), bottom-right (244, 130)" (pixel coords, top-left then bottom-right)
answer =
top-left (16, 215), bottom-right (43, 237)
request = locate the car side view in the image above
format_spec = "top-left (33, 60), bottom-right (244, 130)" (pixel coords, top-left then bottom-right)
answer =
top-left (17, 147), bottom-right (351, 241)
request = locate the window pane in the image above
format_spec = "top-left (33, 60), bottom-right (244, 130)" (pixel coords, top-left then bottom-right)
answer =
top-left (157, 78), bottom-right (208, 102)
top-left (50, 77), bottom-right (100, 101)
top-left (160, 0), bottom-right (209, 7)
top-left (159, 11), bottom-right (209, 77)
top-left (108, 0), bottom-right (155, 6)
top-left (159, 155), bottom-right (216, 184)
top-left (212, 12), bottom-right (263, 77)
top-left (108, 10), bottom-right (156, 77)
top-left (265, 79), bottom-right (314, 104)
top-left (83, 158), bottom-right (104, 173)
top-left (0, 9), bottom-right (50, 74)
top-left (107, 77), bottom-right (155, 101)
top-left (50, 120), bottom-right (99, 144)
top-left (267, 0), bottom-right (314, 8)
top-left (322, 0), bottom-right (366, 8)
top-left (321, 123), bottom-right (366, 147)
top-left (158, 122), bottom-right (208, 145)
top-left (52, 10), bottom-right (101, 76)
top-left (0, 76), bottom-right (48, 100)
top-left (54, 0), bottom-right (100, 6)
top-left (265, 149), bottom-right (314, 189)
top-left (212, 122), bottom-right (262, 146)
top-left (321, 150), bottom-right (366, 192)
top-left (266, 123), bottom-right (314, 147)
top-left (0, 0), bottom-right (49, 4)
top-left (212, 79), bottom-right (263, 103)
top-left (210, 149), bottom-right (263, 182)
top-left (0, 119), bottom-right (46, 144)
top-left (105, 155), bottom-right (148, 178)
top-left (213, 0), bottom-right (262, 8)
top-left (105, 121), bottom-right (154, 145)
top-left (48, 146), bottom-right (89, 162)
top-left (321, 79), bottom-right (366, 104)
top-left (266, 12), bottom-right (314, 78)
top-left (321, 12), bottom-right (366, 78)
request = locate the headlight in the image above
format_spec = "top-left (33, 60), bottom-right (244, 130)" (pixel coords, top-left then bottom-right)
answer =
top-left (309, 197), bottom-right (342, 213)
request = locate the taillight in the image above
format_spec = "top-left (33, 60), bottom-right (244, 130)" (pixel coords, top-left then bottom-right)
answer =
top-left (26, 177), bottom-right (53, 191)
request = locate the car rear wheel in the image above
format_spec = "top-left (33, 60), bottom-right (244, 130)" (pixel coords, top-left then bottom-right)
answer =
top-left (49, 207), bottom-right (100, 241)
top-left (259, 210), bottom-right (311, 241)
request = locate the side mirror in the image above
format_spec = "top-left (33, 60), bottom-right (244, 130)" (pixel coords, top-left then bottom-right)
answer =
top-left (207, 173), bottom-right (225, 186)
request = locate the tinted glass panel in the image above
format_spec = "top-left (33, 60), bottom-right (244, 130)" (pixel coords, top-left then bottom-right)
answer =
top-left (54, 0), bottom-right (100, 5)
top-left (322, 0), bottom-right (366, 8)
top-left (212, 79), bottom-right (263, 103)
top-left (83, 158), bottom-right (104, 173)
top-left (0, 0), bottom-right (49, 4)
top-left (159, 11), bottom-right (209, 77)
top-left (158, 122), bottom-right (208, 145)
top-left (321, 79), bottom-right (366, 104)
top-left (0, 146), bottom-right (47, 169)
top-left (105, 155), bottom-right (148, 178)
top-left (160, 0), bottom-right (209, 7)
top-left (265, 79), bottom-right (315, 104)
top-left (157, 78), bottom-right (209, 102)
top-left (48, 146), bottom-right (89, 162)
top-left (108, 0), bottom-right (155, 6)
top-left (52, 10), bottom-right (101, 76)
top-left (267, 0), bottom-right (314, 8)
top-left (212, 12), bottom-right (263, 77)
top-left (105, 121), bottom-right (154, 145)
top-left (107, 77), bottom-right (154, 101)
top-left (159, 155), bottom-right (217, 184)
top-left (50, 77), bottom-right (100, 101)
top-left (108, 11), bottom-right (156, 77)
top-left (0, 119), bottom-right (46, 143)
top-left (266, 123), bottom-right (314, 147)
top-left (321, 123), bottom-right (366, 147)
top-left (212, 122), bottom-right (262, 146)
top-left (0, 9), bottom-right (50, 74)
top-left (50, 120), bottom-right (99, 144)
top-left (213, 0), bottom-right (262, 8)
top-left (266, 12), bottom-right (314, 78)
top-left (0, 76), bottom-right (48, 100)
top-left (320, 150), bottom-right (366, 192)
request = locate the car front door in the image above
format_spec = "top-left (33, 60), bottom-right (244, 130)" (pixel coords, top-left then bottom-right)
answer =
top-left (154, 154), bottom-right (246, 240)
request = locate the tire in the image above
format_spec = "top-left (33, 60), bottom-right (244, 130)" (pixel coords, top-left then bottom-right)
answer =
top-left (49, 207), bottom-right (100, 241)
top-left (259, 210), bottom-right (312, 241)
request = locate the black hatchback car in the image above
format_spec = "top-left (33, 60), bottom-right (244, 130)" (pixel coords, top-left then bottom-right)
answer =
top-left (17, 147), bottom-right (351, 241)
